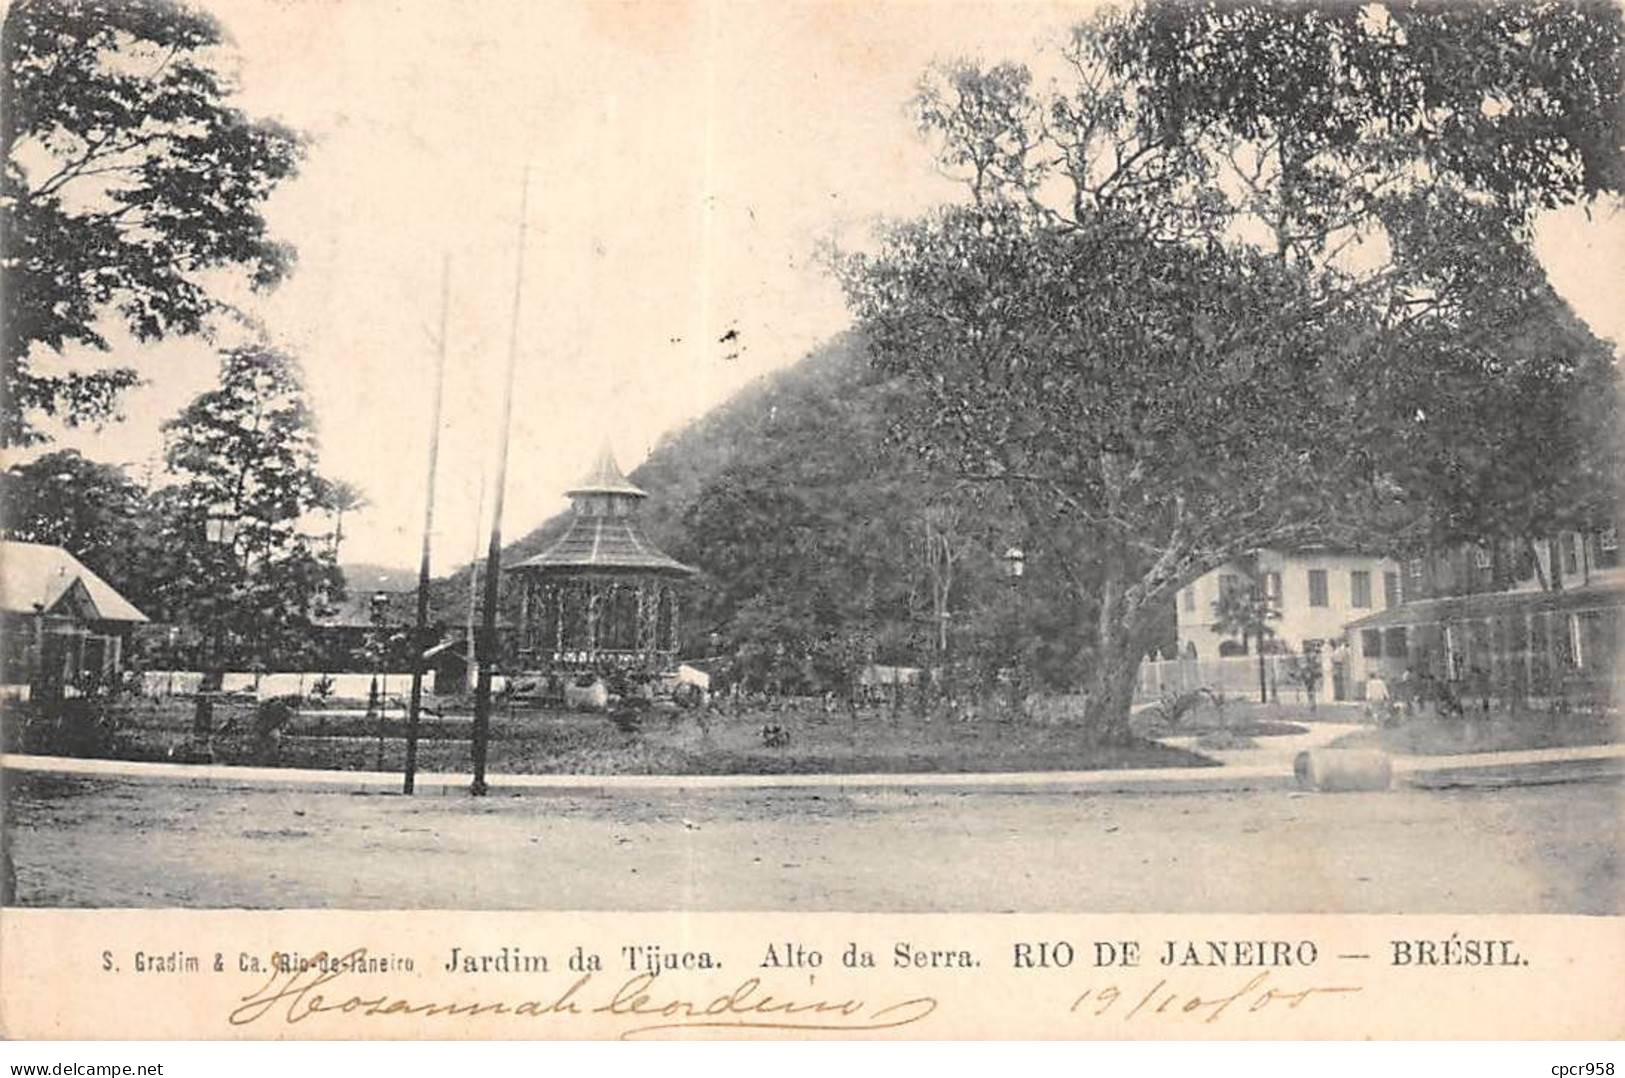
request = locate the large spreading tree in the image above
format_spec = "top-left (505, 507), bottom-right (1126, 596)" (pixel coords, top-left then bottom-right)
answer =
top-left (840, 1), bottom-right (1622, 739)
top-left (150, 342), bottom-right (345, 673)
top-left (1, 0), bottom-right (304, 446)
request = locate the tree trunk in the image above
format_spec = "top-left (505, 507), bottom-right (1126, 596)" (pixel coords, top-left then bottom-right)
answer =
top-left (1081, 631), bottom-right (1141, 744)
top-left (1082, 566), bottom-right (1144, 744)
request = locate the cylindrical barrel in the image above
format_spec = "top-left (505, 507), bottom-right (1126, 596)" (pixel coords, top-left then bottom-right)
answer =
top-left (1294, 748), bottom-right (1393, 792)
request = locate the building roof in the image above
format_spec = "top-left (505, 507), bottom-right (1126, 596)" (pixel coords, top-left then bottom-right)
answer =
top-left (512, 445), bottom-right (694, 576)
top-left (1346, 581), bottom-right (1625, 631)
top-left (0, 541), bottom-right (148, 623)
top-left (512, 514), bottom-right (696, 575)
top-left (423, 638), bottom-right (468, 661)
top-left (565, 443), bottom-right (648, 499)
top-left (309, 588), bottom-right (417, 629)
top-left (309, 590), bottom-right (512, 630)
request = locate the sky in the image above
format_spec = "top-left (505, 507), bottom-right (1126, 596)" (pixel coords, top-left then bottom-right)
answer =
top-left (30, 0), bottom-right (1625, 574)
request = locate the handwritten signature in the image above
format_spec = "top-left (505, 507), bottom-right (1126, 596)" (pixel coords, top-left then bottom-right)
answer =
top-left (229, 948), bottom-right (938, 1038)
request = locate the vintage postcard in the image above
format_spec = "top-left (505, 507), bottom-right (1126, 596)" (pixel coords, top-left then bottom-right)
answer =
top-left (1, 0), bottom-right (1621, 1043)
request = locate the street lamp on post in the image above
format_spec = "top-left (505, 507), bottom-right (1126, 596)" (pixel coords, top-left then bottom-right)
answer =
top-left (205, 502), bottom-right (240, 546)
top-left (370, 590), bottom-right (389, 771)
top-left (1004, 546), bottom-right (1026, 719)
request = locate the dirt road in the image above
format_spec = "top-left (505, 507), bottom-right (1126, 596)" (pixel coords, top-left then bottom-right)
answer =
top-left (5, 772), bottom-right (1618, 913)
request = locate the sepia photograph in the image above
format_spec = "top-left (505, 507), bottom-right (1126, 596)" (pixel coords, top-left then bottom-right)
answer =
top-left (0, 0), bottom-right (1622, 1042)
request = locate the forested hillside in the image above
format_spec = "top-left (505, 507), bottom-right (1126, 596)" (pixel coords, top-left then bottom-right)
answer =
top-left (435, 331), bottom-right (1141, 693)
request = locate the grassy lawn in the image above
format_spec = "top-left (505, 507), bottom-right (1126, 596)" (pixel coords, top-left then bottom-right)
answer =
top-left (2, 696), bottom-right (1216, 776)
top-left (1131, 694), bottom-right (1357, 739)
top-left (1326, 709), bottom-right (1622, 756)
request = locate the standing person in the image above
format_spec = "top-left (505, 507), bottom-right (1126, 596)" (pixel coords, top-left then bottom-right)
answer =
top-left (1437, 669), bottom-right (1465, 721)
top-left (1364, 671), bottom-right (1392, 725)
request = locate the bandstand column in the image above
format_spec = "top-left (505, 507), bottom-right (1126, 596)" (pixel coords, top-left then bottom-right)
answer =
top-left (631, 580), bottom-right (643, 661)
top-left (519, 578), bottom-right (533, 654)
top-left (552, 582), bottom-right (564, 658)
top-left (642, 584), bottom-right (653, 657)
top-left (586, 579), bottom-right (600, 655)
top-left (668, 585), bottom-right (681, 654)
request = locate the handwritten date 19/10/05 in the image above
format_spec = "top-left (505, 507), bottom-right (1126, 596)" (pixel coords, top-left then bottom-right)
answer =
top-left (1069, 972), bottom-right (1362, 1024)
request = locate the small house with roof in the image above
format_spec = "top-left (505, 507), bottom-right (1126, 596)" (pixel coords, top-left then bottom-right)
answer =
top-left (1, 540), bottom-right (148, 699)
top-left (509, 445), bottom-right (696, 673)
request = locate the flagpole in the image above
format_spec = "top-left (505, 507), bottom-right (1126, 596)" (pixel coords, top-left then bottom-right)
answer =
top-left (403, 253), bottom-right (451, 795)
top-left (470, 166), bottom-right (530, 797)
top-left (465, 472), bottom-right (484, 693)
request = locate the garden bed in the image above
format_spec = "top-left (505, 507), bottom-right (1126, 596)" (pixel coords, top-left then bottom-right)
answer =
top-left (1326, 711), bottom-right (1621, 756)
top-left (2, 697), bottom-right (1218, 776)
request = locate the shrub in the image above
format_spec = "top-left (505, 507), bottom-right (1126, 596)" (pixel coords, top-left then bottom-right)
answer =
top-left (3, 698), bottom-right (119, 758)
top-left (1148, 688), bottom-right (1215, 730)
top-left (252, 697), bottom-right (297, 763)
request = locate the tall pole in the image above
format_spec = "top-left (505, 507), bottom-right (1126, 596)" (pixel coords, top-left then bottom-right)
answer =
top-left (404, 254), bottom-right (451, 794)
top-left (465, 471), bottom-right (485, 692)
top-left (470, 167), bottom-right (530, 797)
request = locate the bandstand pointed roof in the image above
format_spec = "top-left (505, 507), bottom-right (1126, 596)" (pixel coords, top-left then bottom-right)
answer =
top-left (566, 443), bottom-right (649, 498)
top-left (512, 445), bottom-right (696, 576)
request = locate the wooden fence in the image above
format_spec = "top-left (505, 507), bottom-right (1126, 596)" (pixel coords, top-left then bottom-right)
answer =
top-left (1134, 654), bottom-right (1321, 705)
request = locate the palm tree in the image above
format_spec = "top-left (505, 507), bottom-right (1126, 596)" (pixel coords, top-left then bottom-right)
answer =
top-left (319, 479), bottom-right (369, 562)
top-left (1211, 566), bottom-right (1280, 704)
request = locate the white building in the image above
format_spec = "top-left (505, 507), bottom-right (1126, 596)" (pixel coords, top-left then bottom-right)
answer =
top-left (1176, 547), bottom-right (1403, 659)
top-left (1164, 547), bottom-right (1401, 703)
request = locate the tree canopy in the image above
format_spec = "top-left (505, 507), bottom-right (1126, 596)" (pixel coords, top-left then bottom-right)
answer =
top-left (839, 1), bottom-right (1622, 737)
top-left (146, 343), bottom-right (345, 669)
top-left (1, 0), bottom-right (305, 445)
top-left (0, 448), bottom-right (156, 603)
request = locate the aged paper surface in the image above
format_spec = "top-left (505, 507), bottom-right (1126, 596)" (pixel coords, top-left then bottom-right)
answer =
top-left (3, 910), bottom-right (1623, 1039)
top-left (2, 0), bottom-right (1623, 1043)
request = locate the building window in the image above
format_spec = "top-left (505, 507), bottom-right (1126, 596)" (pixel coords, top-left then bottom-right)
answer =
top-left (1599, 526), bottom-right (1620, 570)
top-left (1218, 572), bottom-right (1240, 599)
top-left (1265, 572), bottom-right (1282, 604)
top-left (1407, 557), bottom-right (1425, 595)
top-left (1561, 533), bottom-right (1578, 575)
top-left (1350, 570), bottom-right (1371, 608)
top-left (1307, 569), bottom-right (1328, 607)
top-left (1383, 627), bottom-right (1408, 658)
top-left (1473, 544), bottom-right (1492, 570)
top-left (1361, 629), bottom-right (1382, 657)
top-left (1304, 569), bottom-right (1327, 607)
top-left (1182, 588), bottom-right (1194, 612)
top-left (1383, 571), bottom-right (1399, 608)
top-left (1505, 613), bottom-right (1528, 654)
